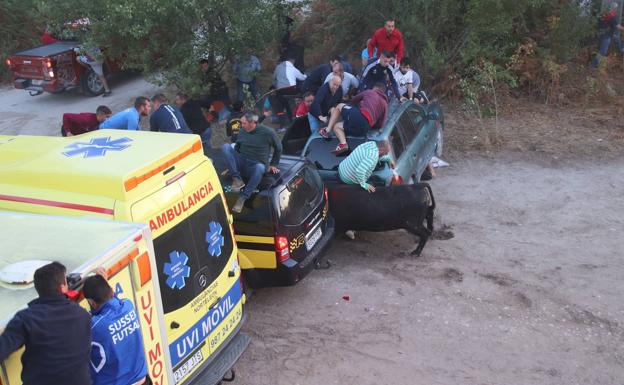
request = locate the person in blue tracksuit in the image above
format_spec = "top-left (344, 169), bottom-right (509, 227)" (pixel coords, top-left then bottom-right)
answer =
top-left (150, 93), bottom-right (192, 134)
top-left (83, 274), bottom-right (148, 385)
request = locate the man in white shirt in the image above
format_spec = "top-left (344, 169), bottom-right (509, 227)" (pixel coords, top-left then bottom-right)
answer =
top-left (271, 55), bottom-right (307, 130)
top-left (393, 57), bottom-right (420, 101)
top-left (323, 61), bottom-right (359, 98)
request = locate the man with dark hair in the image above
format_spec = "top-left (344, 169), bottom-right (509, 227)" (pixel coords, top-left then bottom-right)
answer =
top-left (221, 111), bottom-right (282, 213)
top-left (393, 57), bottom-right (419, 101)
top-left (62, 105), bottom-right (112, 136)
top-left (150, 93), bottom-right (192, 134)
top-left (100, 97), bottom-right (151, 130)
top-left (368, 18), bottom-right (404, 64)
top-left (323, 82), bottom-right (389, 154)
top-left (360, 51), bottom-right (401, 101)
top-left (0, 262), bottom-right (91, 385)
top-left (175, 92), bottom-right (212, 146)
top-left (200, 59), bottom-right (231, 106)
top-left (295, 91), bottom-right (315, 117)
top-left (302, 55), bottom-right (341, 94)
top-left (83, 274), bottom-right (148, 385)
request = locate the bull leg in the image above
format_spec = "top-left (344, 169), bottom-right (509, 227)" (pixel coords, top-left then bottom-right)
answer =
top-left (405, 220), bottom-right (432, 257)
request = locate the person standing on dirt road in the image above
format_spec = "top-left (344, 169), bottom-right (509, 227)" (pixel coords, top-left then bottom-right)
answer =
top-left (592, 2), bottom-right (624, 68)
top-left (61, 105), bottom-right (112, 136)
top-left (83, 273), bottom-right (148, 385)
top-left (100, 97), bottom-right (151, 130)
top-left (0, 262), bottom-right (92, 385)
top-left (221, 111), bottom-right (282, 213)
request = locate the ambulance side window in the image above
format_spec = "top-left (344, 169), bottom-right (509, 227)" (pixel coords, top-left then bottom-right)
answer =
top-left (153, 219), bottom-right (199, 314)
top-left (187, 195), bottom-right (234, 285)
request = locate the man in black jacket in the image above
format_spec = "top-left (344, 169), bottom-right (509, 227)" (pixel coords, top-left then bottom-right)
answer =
top-left (309, 74), bottom-right (343, 131)
top-left (302, 55), bottom-right (341, 94)
top-left (0, 262), bottom-right (92, 385)
top-left (176, 92), bottom-right (212, 146)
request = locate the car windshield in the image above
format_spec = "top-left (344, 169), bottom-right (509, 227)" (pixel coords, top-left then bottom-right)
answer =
top-left (278, 167), bottom-right (323, 225)
top-left (305, 137), bottom-right (368, 171)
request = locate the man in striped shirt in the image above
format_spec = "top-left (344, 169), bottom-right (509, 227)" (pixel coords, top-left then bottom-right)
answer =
top-left (338, 140), bottom-right (393, 192)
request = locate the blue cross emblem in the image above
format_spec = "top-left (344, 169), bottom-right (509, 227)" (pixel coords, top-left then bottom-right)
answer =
top-left (163, 251), bottom-right (191, 290)
top-left (63, 136), bottom-right (133, 158)
top-left (206, 221), bottom-right (224, 257)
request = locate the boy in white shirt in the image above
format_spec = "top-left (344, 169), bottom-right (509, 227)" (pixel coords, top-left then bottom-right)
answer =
top-left (393, 57), bottom-right (420, 101)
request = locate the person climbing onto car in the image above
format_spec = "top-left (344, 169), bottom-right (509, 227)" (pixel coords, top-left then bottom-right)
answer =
top-left (360, 51), bottom-right (402, 101)
top-left (322, 82), bottom-right (389, 155)
top-left (338, 139), bottom-right (394, 193)
top-left (309, 75), bottom-right (343, 131)
top-left (221, 111), bottom-right (282, 213)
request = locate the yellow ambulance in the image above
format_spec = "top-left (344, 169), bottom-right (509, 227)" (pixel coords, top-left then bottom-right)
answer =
top-left (0, 131), bottom-right (249, 385)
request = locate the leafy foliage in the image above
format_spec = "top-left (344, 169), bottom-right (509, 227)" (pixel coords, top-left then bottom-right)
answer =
top-left (37, 0), bottom-right (290, 96)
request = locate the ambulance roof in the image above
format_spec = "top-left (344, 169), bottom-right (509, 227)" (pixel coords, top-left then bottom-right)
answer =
top-left (0, 211), bottom-right (145, 327)
top-left (0, 130), bottom-right (202, 200)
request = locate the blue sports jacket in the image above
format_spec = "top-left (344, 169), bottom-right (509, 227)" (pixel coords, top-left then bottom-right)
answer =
top-left (90, 297), bottom-right (148, 385)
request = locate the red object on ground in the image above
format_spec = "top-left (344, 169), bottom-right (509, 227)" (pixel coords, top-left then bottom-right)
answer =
top-left (342, 295), bottom-right (350, 301)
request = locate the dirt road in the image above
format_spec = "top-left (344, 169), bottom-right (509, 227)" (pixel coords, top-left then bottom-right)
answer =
top-left (0, 74), bottom-right (159, 136)
top-left (235, 153), bottom-right (624, 385)
top-left (1, 81), bottom-right (622, 384)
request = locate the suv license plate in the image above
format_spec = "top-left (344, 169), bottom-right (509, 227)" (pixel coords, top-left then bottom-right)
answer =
top-left (305, 227), bottom-right (322, 251)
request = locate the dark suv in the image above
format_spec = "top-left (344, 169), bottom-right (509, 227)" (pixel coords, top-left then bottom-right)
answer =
top-left (205, 148), bottom-right (334, 288)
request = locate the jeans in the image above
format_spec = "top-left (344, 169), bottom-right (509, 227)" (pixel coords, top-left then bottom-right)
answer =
top-left (307, 113), bottom-right (324, 131)
top-left (592, 32), bottom-right (624, 67)
top-left (199, 127), bottom-right (212, 147)
top-left (237, 79), bottom-right (258, 102)
top-left (221, 144), bottom-right (266, 199)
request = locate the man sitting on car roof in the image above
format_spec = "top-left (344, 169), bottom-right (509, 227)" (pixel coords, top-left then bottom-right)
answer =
top-left (321, 82), bottom-right (389, 155)
top-left (221, 111), bottom-right (283, 213)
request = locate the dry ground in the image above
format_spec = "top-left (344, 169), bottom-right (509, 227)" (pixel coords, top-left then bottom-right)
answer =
top-left (1, 77), bottom-right (623, 385)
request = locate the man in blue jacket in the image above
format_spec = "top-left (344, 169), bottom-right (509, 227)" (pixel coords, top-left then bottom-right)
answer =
top-left (150, 93), bottom-right (192, 134)
top-left (0, 262), bottom-right (92, 385)
top-left (309, 74), bottom-right (343, 131)
top-left (83, 274), bottom-right (148, 385)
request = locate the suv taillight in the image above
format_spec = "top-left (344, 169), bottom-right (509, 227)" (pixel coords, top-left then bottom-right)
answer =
top-left (275, 236), bottom-right (290, 263)
top-left (391, 174), bottom-right (404, 185)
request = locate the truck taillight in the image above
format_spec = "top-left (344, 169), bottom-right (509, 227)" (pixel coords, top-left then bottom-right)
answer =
top-left (275, 236), bottom-right (290, 263)
top-left (48, 70), bottom-right (55, 78)
top-left (44, 59), bottom-right (53, 68)
top-left (390, 174), bottom-right (404, 185)
top-left (5, 58), bottom-right (11, 67)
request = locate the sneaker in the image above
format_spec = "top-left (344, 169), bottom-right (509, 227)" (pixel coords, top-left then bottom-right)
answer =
top-left (231, 197), bottom-right (246, 213)
top-left (332, 143), bottom-right (349, 154)
top-left (319, 128), bottom-right (330, 139)
top-left (231, 177), bottom-right (245, 191)
top-left (102, 90), bottom-right (112, 97)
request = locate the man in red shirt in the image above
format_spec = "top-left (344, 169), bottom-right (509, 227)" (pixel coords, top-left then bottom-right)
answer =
top-left (61, 105), bottom-right (112, 136)
top-left (294, 91), bottom-right (315, 118)
top-left (368, 19), bottom-right (404, 64)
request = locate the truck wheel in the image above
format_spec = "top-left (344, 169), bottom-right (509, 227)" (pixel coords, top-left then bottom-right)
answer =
top-left (80, 68), bottom-right (105, 96)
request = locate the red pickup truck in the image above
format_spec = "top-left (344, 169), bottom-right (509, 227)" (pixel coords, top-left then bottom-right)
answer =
top-left (5, 41), bottom-right (118, 96)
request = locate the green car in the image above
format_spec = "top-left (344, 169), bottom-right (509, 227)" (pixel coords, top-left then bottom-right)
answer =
top-left (282, 100), bottom-right (444, 186)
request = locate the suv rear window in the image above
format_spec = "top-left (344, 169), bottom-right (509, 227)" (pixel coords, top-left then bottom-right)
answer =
top-left (278, 167), bottom-right (323, 225)
top-left (305, 137), bottom-right (367, 171)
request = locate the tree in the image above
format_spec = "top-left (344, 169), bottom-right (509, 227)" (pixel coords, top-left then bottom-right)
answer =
top-left (39, 0), bottom-right (291, 96)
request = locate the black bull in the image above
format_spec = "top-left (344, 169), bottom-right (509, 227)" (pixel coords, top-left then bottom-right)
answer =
top-left (327, 183), bottom-right (436, 257)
